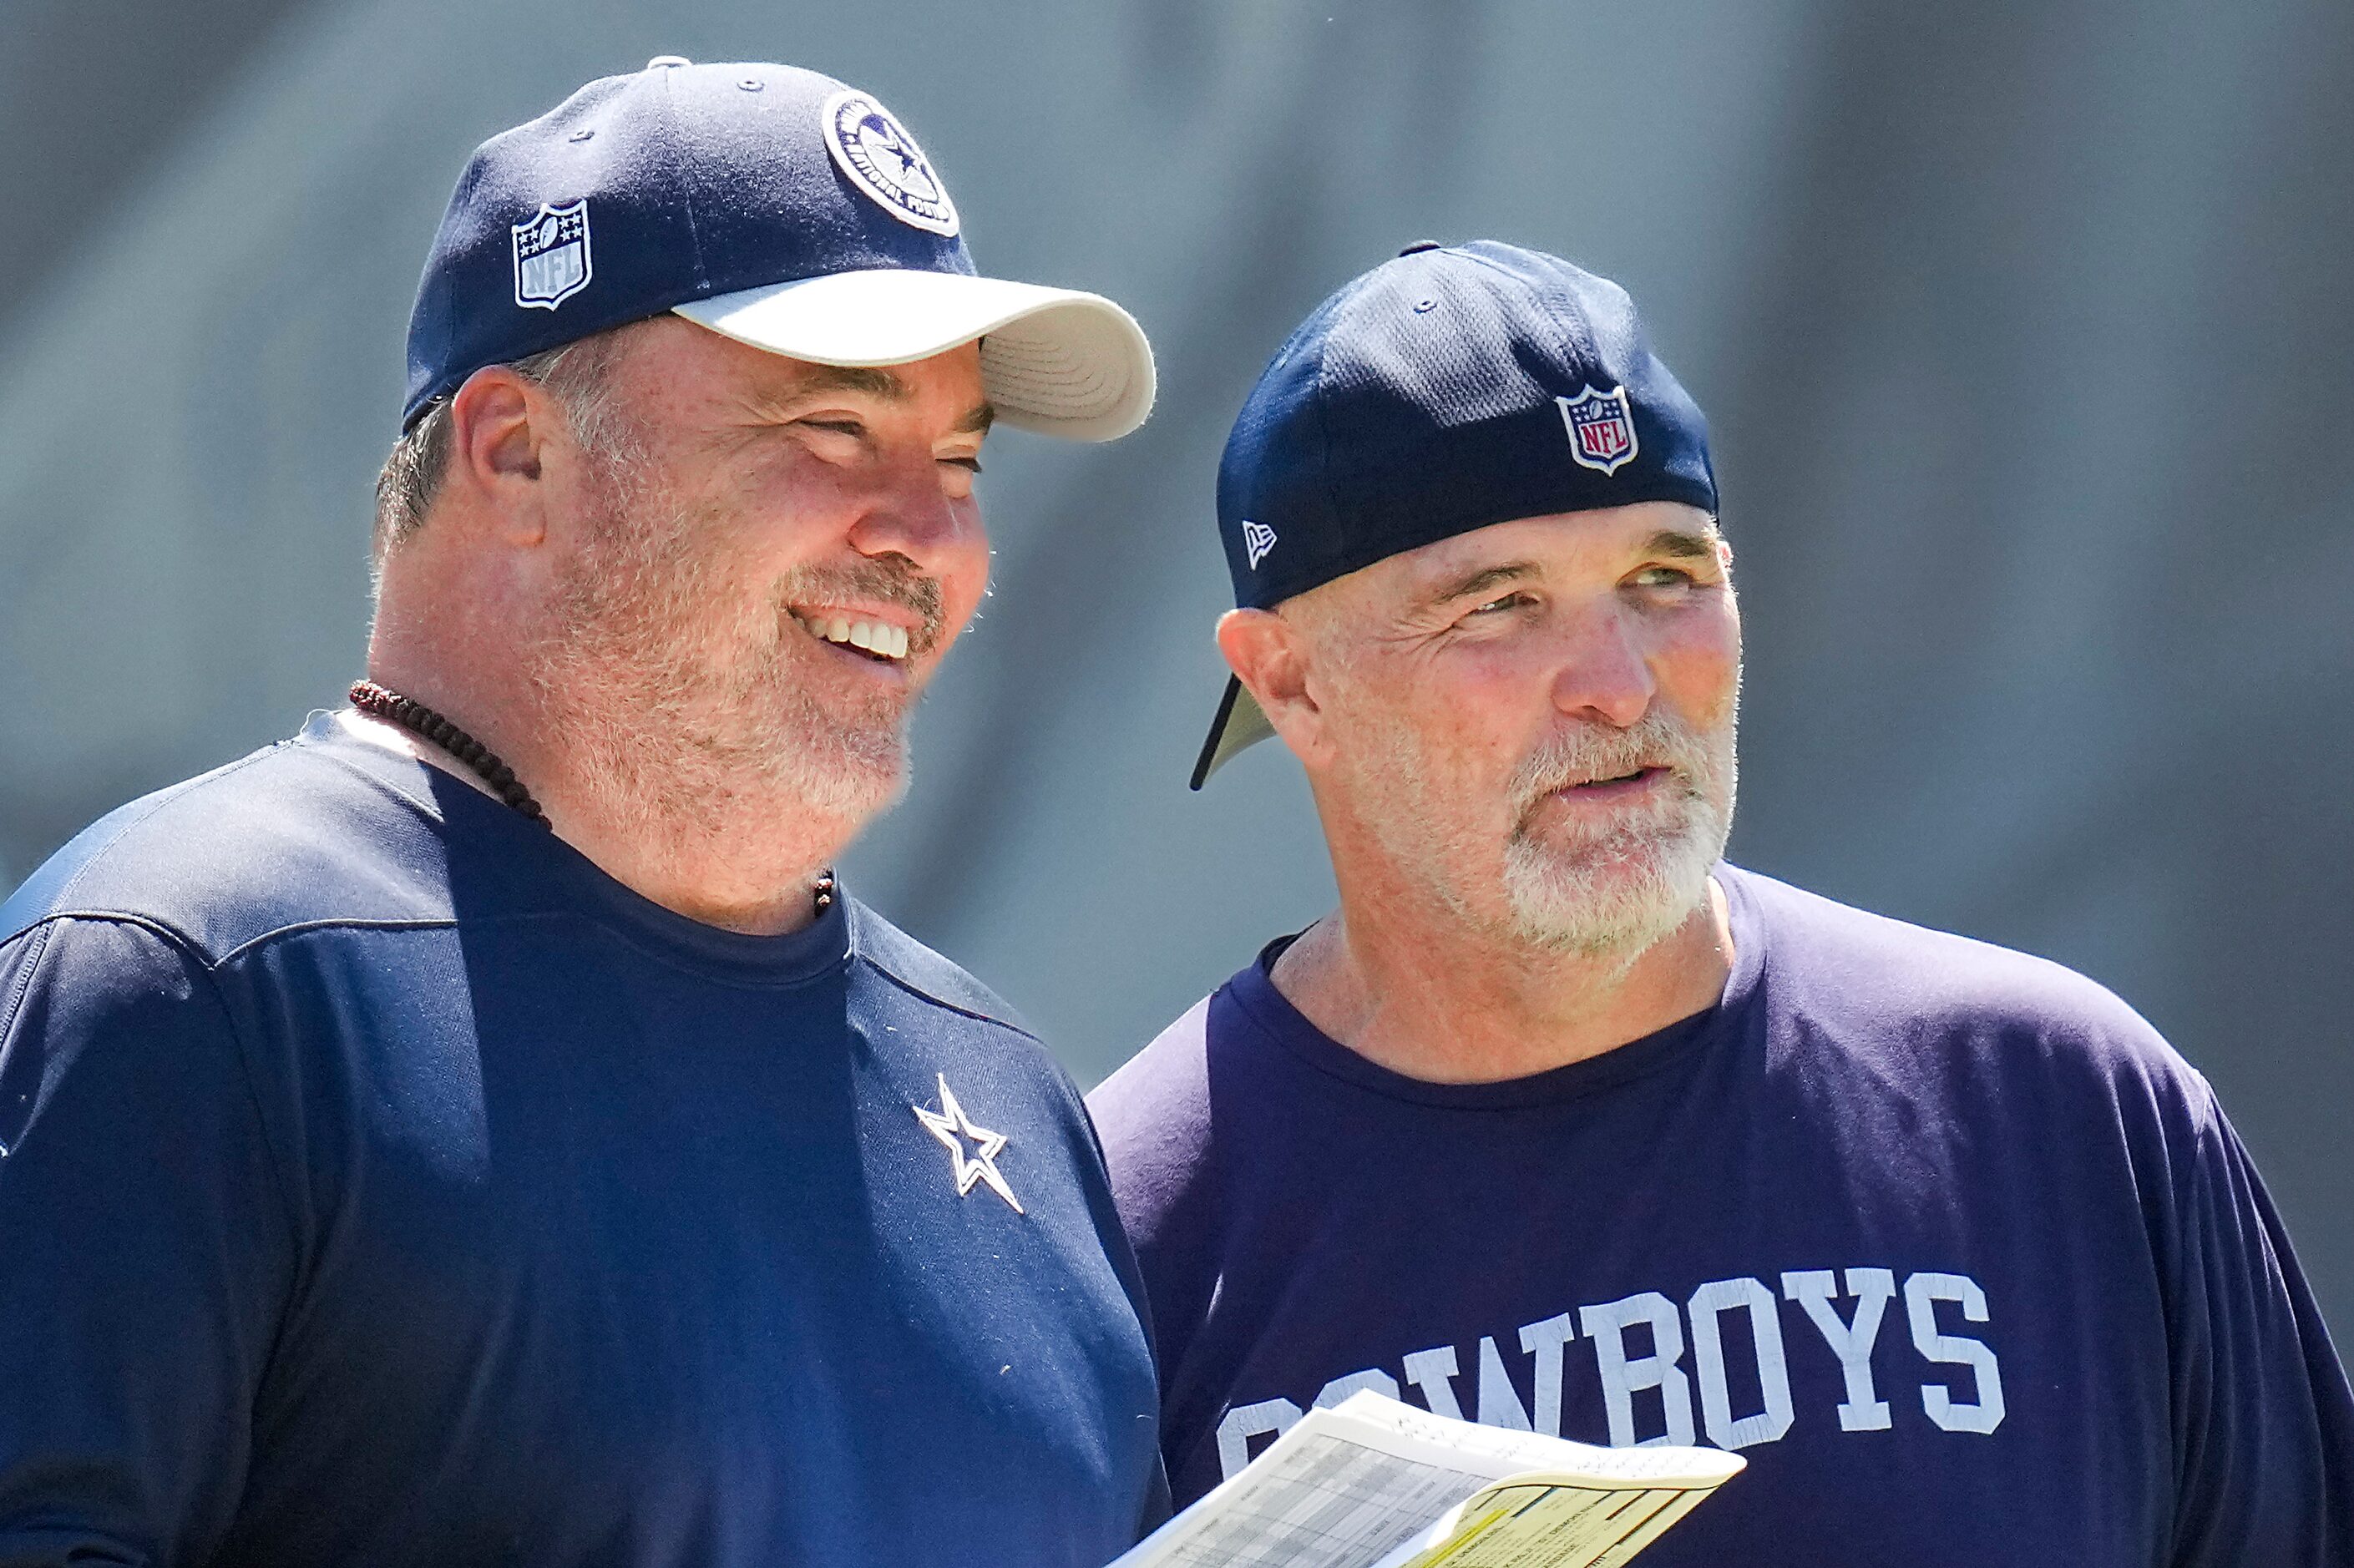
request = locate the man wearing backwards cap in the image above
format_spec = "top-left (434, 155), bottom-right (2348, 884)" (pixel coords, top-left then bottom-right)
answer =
top-left (0, 59), bottom-right (1163, 1567)
top-left (1091, 241), bottom-right (2352, 1564)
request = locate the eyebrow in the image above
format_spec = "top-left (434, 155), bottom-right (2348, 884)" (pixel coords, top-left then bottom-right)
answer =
top-left (797, 364), bottom-right (911, 402)
top-left (954, 400), bottom-right (998, 436)
top-left (1645, 528), bottom-right (1721, 561)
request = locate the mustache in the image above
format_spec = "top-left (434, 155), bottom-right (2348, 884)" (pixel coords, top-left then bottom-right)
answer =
top-left (1510, 711), bottom-right (1717, 811)
top-left (777, 558), bottom-right (947, 655)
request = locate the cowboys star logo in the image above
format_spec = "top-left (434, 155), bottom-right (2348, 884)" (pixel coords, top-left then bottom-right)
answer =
top-left (820, 90), bottom-right (961, 236)
top-left (912, 1074), bottom-right (1023, 1214)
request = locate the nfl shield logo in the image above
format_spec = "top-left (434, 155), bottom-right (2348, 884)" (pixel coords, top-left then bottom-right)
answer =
top-left (512, 200), bottom-right (592, 311)
top-left (1557, 386), bottom-right (1638, 475)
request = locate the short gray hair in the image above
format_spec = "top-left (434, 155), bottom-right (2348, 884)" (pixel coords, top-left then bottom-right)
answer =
top-left (370, 329), bottom-right (630, 569)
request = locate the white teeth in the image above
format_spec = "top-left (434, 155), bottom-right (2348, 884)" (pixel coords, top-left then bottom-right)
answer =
top-left (797, 612), bottom-right (908, 660)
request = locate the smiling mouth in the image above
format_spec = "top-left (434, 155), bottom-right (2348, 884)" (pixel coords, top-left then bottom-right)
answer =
top-left (792, 612), bottom-right (910, 664)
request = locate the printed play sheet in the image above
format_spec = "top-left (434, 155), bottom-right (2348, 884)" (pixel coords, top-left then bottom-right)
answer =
top-left (1128, 1429), bottom-right (1492, 1568)
top-left (1106, 1393), bottom-right (1743, 1568)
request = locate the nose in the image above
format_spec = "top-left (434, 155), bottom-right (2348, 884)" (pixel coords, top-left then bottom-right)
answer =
top-left (843, 453), bottom-right (985, 577)
top-left (1549, 603), bottom-right (1657, 729)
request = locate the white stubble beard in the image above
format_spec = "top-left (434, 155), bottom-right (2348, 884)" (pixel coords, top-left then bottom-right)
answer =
top-left (528, 453), bottom-right (928, 865)
top-left (1354, 690), bottom-right (1738, 965)
top-left (1496, 698), bottom-right (1739, 959)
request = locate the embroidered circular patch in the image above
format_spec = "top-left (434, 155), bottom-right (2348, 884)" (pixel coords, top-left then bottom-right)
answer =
top-left (820, 90), bottom-right (959, 236)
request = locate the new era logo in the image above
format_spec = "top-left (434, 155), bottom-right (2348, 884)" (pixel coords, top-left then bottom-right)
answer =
top-left (1243, 521), bottom-right (1278, 569)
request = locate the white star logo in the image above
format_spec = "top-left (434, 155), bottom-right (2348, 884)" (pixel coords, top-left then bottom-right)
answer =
top-left (912, 1074), bottom-right (1024, 1215)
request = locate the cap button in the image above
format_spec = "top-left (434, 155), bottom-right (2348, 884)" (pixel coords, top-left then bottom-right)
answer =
top-left (645, 54), bottom-right (692, 68)
top-left (1397, 240), bottom-right (1444, 256)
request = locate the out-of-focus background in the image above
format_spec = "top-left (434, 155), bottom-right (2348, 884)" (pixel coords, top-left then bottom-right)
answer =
top-left (2, 1), bottom-right (2346, 1338)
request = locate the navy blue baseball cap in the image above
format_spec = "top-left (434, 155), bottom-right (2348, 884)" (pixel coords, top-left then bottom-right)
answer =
top-left (1192, 240), bottom-right (1717, 787)
top-left (404, 57), bottom-right (1153, 439)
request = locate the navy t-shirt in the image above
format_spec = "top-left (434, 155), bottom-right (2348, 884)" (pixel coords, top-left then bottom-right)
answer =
top-left (1090, 865), bottom-right (2353, 1565)
top-left (0, 714), bottom-right (1164, 1567)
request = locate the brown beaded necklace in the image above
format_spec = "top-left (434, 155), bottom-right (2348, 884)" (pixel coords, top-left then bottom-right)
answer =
top-left (350, 680), bottom-right (548, 824)
top-left (348, 678), bottom-right (546, 823)
top-left (347, 680), bottom-right (840, 916)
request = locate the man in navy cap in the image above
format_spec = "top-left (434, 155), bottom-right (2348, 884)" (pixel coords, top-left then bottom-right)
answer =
top-left (0, 59), bottom-right (1162, 1567)
top-left (1090, 241), bottom-right (2352, 1564)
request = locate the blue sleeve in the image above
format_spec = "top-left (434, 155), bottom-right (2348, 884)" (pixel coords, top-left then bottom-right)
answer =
top-left (2167, 1086), bottom-right (2354, 1566)
top-left (0, 918), bottom-right (296, 1565)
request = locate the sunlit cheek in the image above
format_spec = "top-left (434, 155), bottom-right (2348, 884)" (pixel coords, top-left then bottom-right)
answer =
top-left (1653, 617), bottom-right (1743, 728)
top-left (675, 539), bottom-right (782, 655)
top-left (725, 440), bottom-right (863, 549)
top-left (1377, 697), bottom-right (1515, 838)
top-left (929, 505), bottom-right (992, 644)
top-left (1435, 645), bottom-right (1558, 764)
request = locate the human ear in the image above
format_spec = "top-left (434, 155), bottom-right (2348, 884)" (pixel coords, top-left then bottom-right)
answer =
top-left (1216, 608), bottom-right (1329, 766)
top-left (444, 367), bottom-right (551, 544)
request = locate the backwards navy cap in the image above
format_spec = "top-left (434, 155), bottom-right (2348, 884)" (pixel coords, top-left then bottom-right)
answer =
top-left (1192, 240), bottom-right (1716, 787)
top-left (404, 57), bottom-right (1152, 439)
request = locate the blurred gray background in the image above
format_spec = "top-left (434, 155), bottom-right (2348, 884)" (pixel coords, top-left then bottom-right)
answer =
top-left (2, 0), bottom-right (2347, 1343)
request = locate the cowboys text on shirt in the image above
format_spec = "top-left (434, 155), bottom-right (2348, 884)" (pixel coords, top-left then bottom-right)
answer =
top-left (1213, 1264), bottom-right (2003, 1477)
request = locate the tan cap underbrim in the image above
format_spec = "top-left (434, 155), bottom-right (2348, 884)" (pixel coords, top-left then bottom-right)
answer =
top-left (674, 268), bottom-right (1155, 442)
top-left (1189, 675), bottom-right (1280, 790)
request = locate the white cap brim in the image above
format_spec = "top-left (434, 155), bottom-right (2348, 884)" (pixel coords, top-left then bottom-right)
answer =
top-left (673, 269), bottom-right (1154, 442)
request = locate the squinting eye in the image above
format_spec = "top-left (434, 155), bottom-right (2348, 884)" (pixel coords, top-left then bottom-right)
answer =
top-left (793, 419), bottom-right (872, 448)
top-left (939, 456), bottom-right (984, 474)
top-left (1470, 592), bottom-right (1531, 616)
top-left (1632, 566), bottom-right (1696, 588)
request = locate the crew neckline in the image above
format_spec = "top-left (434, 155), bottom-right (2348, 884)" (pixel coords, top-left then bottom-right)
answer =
top-left (1224, 867), bottom-right (1768, 1110)
top-left (296, 710), bottom-right (853, 986)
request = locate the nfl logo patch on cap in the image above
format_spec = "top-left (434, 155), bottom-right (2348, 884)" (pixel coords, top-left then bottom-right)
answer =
top-left (511, 200), bottom-right (593, 311)
top-left (1557, 385), bottom-right (1638, 475)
